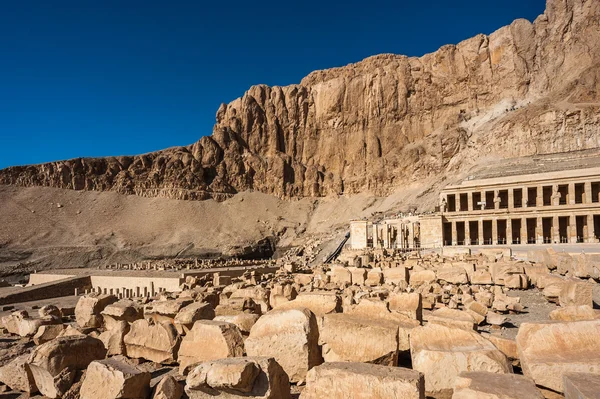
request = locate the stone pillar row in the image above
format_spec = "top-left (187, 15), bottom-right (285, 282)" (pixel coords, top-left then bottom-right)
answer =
top-left (444, 213), bottom-right (598, 246)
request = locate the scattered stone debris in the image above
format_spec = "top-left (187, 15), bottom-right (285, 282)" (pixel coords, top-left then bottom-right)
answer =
top-left (0, 245), bottom-right (597, 398)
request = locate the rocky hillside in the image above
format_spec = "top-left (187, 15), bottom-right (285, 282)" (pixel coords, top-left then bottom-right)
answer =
top-left (1, 0), bottom-right (599, 205)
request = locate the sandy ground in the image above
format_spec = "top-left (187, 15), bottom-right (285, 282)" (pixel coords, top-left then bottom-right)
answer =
top-left (0, 295), bottom-right (79, 319)
top-left (0, 185), bottom-right (422, 274)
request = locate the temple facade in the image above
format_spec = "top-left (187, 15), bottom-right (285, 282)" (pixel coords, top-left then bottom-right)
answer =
top-left (350, 217), bottom-right (421, 250)
top-left (419, 166), bottom-right (600, 247)
top-left (351, 159), bottom-right (600, 250)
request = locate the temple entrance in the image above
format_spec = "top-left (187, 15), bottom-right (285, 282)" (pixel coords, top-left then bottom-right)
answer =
top-left (469, 221), bottom-right (479, 245)
top-left (542, 217), bottom-right (553, 243)
top-left (497, 219), bottom-right (507, 245)
top-left (511, 219), bottom-right (521, 244)
top-left (456, 222), bottom-right (466, 245)
top-left (527, 218), bottom-right (537, 244)
top-left (558, 216), bottom-right (569, 243)
top-left (483, 220), bottom-right (493, 245)
top-left (443, 222), bottom-right (452, 246)
top-left (576, 215), bottom-right (586, 243)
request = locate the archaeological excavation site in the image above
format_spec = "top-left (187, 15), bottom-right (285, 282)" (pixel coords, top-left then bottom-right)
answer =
top-left (1, 0), bottom-right (600, 398)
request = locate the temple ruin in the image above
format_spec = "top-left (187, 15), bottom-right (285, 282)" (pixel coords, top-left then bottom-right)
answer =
top-left (352, 153), bottom-right (600, 251)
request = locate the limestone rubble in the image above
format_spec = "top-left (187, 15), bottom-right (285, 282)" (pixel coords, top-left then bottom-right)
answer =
top-left (0, 246), bottom-right (595, 398)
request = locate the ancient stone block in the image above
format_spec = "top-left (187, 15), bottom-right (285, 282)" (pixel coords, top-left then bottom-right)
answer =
top-left (124, 320), bottom-right (180, 364)
top-left (80, 358), bottom-right (151, 399)
top-left (410, 324), bottom-right (511, 395)
top-left (427, 308), bottom-right (476, 331)
top-left (452, 371), bottom-right (544, 399)
top-left (383, 267), bottom-right (409, 285)
top-left (28, 335), bottom-right (107, 398)
top-left (301, 362), bottom-right (424, 399)
top-left (32, 324), bottom-right (65, 345)
top-left (173, 301), bottom-right (215, 334)
top-left (213, 313), bottom-right (260, 335)
top-left (437, 267), bottom-right (469, 284)
top-left (366, 268), bottom-right (383, 286)
top-left (517, 320), bottom-right (600, 392)
top-left (229, 286), bottom-right (270, 314)
top-left (484, 334), bottom-right (518, 361)
top-left (409, 270), bottom-right (436, 285)
top-left (185, 357), bottom-right (290, 399)
top-left (153, 375), bottom-right (183, 399)
top-left (99, 320), bottom-right (130, 356)
top-left (465, 301), bottom-right (487, 325)
top-left (39, 305), bottom-right (61, 319)
top-left (101, 300), bottom-right (143, 331)
top-left (178, 320), bottom-right (244, 372)
top-left (330, 266), bottom-right (352, 285)
top-left (486, 311), bottom-right (508, 326)
top-left (549, 305), bottom-right (600, 321)
top-left (75, 294), bottom-right (118, 329)
top-left (273, 292), bottom-right (340, 315)
top-left (144, 299), bottom-right (192, 324)
top-left (0, 354), bottom-right (37, 393)
top-left (527, 250), bottom-right (553, 269)
top-left (470, 270), bottom-right (493, 285)
top-left (388, 292), bottom-right (422, 321)
top-left (563, 372), bottom-right (600, 399)
top-left (559, 280), bottom-right (593, 307)
top-left (245, 308), bottom-right (321, 383)
top-left (319, 313), bottom-right (399, 366)
top-left (2, 310), bottom-right (56, 337)
top-left (293, 274), bottom-right (313, 286)
top-left (504, 274), bottom-right (528, 289)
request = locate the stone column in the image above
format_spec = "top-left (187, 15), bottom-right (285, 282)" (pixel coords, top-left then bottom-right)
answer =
top-left (553, 215), bottom-right (560, 243)
top-left (492, 219), bottom-right (498, 245)
top-left (508, 189), bottom-right (515, 211)
top-left (537, 185), bottom-right (544, 207)
top-left (506, 219), bottom-right (512, 245)
top-left (455, 195), bottom-right (461, 213)
top-left (478, 219), bottom-right (484, 245)
top-left (467, 192), bottom-right (473, 211)
top-left (536, 217), bottom-right (544, 244)
top-left (588, 214), bottom-right (596, 243)
top-left (521, 217), bottom-right (528, 245)
top-left (481, 191), bottom-right (486, 210)
top-left (383, 225), bottom-right (389, 249)
top-left (552, 185), bottom-right (560, 206)
top-left (568, 183), bottom-right (576, 205)
top-left (451, 221), bottom-right (458, 246)
top-left (569, 214), bottom-right (577, 244)
top-left (464, 220), bottom-right (471, 245)
top-left (585, 181), bottom-right (593, 204)
top-left (373, 224), bottom-right (379, 249)
top-left (494, 190), bottom-right (500, 210)
top-left (523, 187), bottom-right (529, 208)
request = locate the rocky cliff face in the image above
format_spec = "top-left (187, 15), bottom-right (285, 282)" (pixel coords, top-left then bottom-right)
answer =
top-left (2, 0), bottom-right (600, 206)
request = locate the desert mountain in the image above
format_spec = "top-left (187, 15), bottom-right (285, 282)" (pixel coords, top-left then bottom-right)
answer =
top-left (1, 0), bottom-right (599, 206)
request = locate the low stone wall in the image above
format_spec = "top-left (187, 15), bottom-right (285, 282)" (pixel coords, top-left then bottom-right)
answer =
top-left (0, 276), bottom-right (91, 305)
top-left (90, 275), bottom-right (183, 294)
top-left (28, 273), bottom-right (76, 286)
top-left (181, 265), bottom-right (279, 279)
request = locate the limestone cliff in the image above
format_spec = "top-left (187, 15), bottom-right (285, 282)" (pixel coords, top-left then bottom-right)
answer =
top-left (2, 0), bottom-right (599, 206)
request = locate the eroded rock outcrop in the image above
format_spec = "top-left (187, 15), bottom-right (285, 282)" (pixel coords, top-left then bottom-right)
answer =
top-left (1, 0), bottom-right (599, 205)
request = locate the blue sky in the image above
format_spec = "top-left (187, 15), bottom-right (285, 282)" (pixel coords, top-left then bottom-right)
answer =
top-left (0, 0), bottom-right (545, 168)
